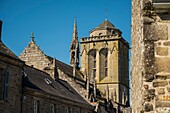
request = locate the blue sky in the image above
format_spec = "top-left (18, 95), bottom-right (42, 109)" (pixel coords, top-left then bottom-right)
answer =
top-left (0, 0), bottom-right (131, 64)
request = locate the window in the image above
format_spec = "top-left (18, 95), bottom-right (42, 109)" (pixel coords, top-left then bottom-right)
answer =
top-left (66, 107), bottom-right (69, 113)
top-left (51, 104), bottom-right (56, 113)
top-left (4, 70), bottom-right (9, 100)
top-left (0, 68), bottom-right (5, 99)
top-left (104, 53), bottom-right (108, 77)
top-left (44, 78), bottom-right (52, 85)
top-left (88, 49), bottom-right (97, 79)
top-left (0, 68), bottom-right (9, 100)
top-left (99, 48), bottom-right (108, 80)
top-left (33, 100), bottom-right (39, 113)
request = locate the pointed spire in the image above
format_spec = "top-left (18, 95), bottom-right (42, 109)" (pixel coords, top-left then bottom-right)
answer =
top-left (30, 32), bottom-right (35, 42)
top-left (72, 19), bottom-right (78, 41)
top-left (70, 19), bottom-right (80, 68)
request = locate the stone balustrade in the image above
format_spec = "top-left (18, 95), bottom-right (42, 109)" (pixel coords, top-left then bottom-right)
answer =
top-left (81, 34), bottom-right (120, 42)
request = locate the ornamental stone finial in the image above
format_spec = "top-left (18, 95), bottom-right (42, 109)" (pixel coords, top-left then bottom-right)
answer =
top-left (30, 32), bottom-right (35, 42)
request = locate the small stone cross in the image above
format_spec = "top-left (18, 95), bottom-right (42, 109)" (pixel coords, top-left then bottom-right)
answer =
top-left (30, 32), bottom-right (35, 42)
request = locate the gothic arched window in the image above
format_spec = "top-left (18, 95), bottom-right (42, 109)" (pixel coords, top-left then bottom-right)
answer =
top-left (88, 49), bottom-right (97, 80)
top-left (99, 48), bottom-right (108, 80)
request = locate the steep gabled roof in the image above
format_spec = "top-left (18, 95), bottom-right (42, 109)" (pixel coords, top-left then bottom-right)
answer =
top-left (23, 65), bottom-right (90, 105)
top-left (0, 41), bottom-right (22, 61)
top-left (46, 55), bottom-right (84, 81)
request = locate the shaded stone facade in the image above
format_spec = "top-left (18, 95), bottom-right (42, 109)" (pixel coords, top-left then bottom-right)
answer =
top-left (131, 0), bottom-right (170, 112)
top-left (22, 65), bottom-right (94, 113)
top-left (0, 42), bottom-right (24, 113)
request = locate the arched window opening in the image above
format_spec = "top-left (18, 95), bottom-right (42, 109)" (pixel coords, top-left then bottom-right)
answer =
top-left (71, 51), bottom-right (75, 64)
top-left (99, 48), bottom-right (108, 81)
top-left (51, 104), bottom-right (55, 113)
top-left (88, 49), bottom-right (97, 82)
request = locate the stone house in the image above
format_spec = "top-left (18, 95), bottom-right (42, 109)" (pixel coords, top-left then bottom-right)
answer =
top-left (0, 20), bottom-right (24, 113)
top-left (131, 0), bottom-right (170, 112)
top-left (22, 65), bottom-right (94, 113)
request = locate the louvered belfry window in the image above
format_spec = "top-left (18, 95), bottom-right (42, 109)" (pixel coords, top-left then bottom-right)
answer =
top-left (99, 48), bottom-right (108, 80)
top-left (88, 49), bottom-right (97, 80)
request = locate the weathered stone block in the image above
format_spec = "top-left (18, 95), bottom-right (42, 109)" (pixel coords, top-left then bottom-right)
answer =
top-left (156, 47), bottom-right (168, 56)
top-left (144, 84), bottom-right (149, 89)
top-left (164, 41), bottom-right (170, 46)
top-left (144, 74), bottom-right (154, 82)
top-left (144, 24), bottom-right (157, 41)
top-left (153, 81), bottom-right (168, 87)
top-left (157, 88), bottom-right (165, 95)
top-left (155, 58), bottom-right (170, 72)
top-left (144, 103), bottom-right (153, 112)
top-left (157, 25), bottom-right (168, 40)
top-left (148, 89), bottom-right (155, 95)
top-left (155, 73), bottom-right (170, 80)
top-left (156, 101), bottom-right (170, 108)
top-left (167, 87), bottom-right (170, 92)
top-left (144, 89), bottom-right (155, 101)
top-left (156, 107), bottom-right (170, 113)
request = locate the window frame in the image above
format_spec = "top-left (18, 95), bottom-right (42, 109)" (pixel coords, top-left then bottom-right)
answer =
top-left (0, 68), bottom-right (9, 101)
top-left (33, 100), bottom-right (39, 113)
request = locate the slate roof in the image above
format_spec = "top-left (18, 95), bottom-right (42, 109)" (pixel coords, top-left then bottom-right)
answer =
top-left (46, 55), bottom-right (84, 81)
top-left (55, 59), bottom-right (84, 80)
top-left (23, 65), bottom-right (89, 105)
top-left (90, 19), bottom-right (122, 34)
top-left (98, 19), bottom-right (115, 29)
top-left (0, 41), bottom-right (22, 61)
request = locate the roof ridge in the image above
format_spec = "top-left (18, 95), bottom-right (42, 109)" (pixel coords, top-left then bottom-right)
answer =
top-left (0, 41), bottom-right (21, 60)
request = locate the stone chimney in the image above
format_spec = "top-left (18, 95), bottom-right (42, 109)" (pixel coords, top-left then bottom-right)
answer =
top-left (0, 20), bottom-right (2, 42)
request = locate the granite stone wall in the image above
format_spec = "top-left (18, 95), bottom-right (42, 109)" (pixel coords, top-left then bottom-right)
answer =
top-left (131, 0), bottom-right (170, 112)
top-left (22, 92), bottom-right (93, 113)
top-left (0, 59), bottom-right (23, 113)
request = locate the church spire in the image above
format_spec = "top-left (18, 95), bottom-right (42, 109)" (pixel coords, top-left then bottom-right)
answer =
top-left (72, 19), bottom-right (78, 41)
top-left (70, 19), bottom-right (79, 70)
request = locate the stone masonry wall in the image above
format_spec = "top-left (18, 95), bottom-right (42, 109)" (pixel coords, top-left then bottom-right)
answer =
top-left (19, 41), bottom-right (55, 78)
top-left (131, 0), bottom-right (144, 112)
top-left (22, 93), bottom-right (93, 113)
top-left (0, 60), bottom-right (23, 113)
top-left (154, 20), bottom-right (170, 112)
top-left (132, 0), bottom-right (170, 112)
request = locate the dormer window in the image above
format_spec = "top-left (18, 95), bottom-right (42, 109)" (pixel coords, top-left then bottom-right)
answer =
top-left (44, 78), bottom-right (52, 85)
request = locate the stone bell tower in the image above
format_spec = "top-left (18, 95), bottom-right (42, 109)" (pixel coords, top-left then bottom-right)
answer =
top-left (80, 19), bottom-right (130, 105)
top-left (70, 20), bottom-right (80, 69)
